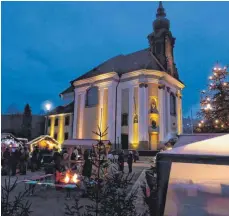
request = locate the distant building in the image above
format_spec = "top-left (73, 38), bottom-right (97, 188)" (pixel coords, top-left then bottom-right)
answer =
top-left (46, 102), bottom-right (74, 144)
top-left (1, 114), bottom-right (45, 139)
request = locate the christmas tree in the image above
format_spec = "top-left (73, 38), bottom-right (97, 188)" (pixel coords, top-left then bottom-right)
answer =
top-left (21, 104), bottom-right (32, 140)
top-left (197, 63), bottom-right (229, 133)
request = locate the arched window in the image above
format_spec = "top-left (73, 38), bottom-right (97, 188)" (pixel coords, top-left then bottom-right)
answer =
top-left (170, 93), bottom-right (176, 115)
top-left (86, 87), bottom-right (98, 107)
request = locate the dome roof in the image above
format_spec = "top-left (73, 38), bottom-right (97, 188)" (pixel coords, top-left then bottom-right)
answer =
top-left (153, 17), bottom-right (170, 31)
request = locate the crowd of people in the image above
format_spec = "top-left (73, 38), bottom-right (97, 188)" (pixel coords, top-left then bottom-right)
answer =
top-left (2, 146), bottom-right (29, 176)
top-left (1, 144), bottom-right (136, 178)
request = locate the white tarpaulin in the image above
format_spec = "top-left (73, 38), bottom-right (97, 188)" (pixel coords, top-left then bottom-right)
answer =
top-left (156, 134), bottom-right (229, 216)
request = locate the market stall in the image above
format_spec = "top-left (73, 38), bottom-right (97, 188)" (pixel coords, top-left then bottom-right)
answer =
top-left (1, 133), bottom-right (23, 151)
top-left (156, 134), bottom-right (229, 216)
top-left (26, 135), bottom-right (61, 152)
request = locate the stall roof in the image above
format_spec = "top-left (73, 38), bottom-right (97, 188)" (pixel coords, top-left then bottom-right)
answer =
top-left (27, 135), bottom-right (59, 146)
top-left (160, 134), bottom-right (229, 157)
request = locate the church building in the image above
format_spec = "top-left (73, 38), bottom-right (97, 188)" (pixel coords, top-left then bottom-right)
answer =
top-left (59, 2), bottom-right (185, 150)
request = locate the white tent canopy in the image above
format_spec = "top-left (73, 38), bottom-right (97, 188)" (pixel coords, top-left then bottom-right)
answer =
top-left (162, 134), bottom-right (229, 156)
top-left (156, 133), bottom-right (229, 216)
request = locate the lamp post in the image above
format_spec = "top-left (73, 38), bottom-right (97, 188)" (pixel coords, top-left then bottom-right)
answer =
top-left (44, 102), bottom-right (52, 135)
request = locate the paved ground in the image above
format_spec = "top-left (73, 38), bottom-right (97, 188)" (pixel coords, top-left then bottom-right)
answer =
top-left (2, 161), bottom-right (150, 216)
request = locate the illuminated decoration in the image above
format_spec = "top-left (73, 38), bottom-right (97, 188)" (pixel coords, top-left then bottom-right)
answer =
top-left (1, 133), bottom-right (23, 149)
top-left (27, 135), bottom-right (60, 152)
top-left (198, 63), bottom-right (229, 132)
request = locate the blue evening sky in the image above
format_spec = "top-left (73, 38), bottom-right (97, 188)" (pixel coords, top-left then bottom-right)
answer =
top-left (2, 1), bottom-right (229, 116)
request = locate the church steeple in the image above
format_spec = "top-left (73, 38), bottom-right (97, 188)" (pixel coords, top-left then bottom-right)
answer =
top-left (148, 1), bottom-right (179, 79)
top-left (156, 1), bottom-right (166, 18)
top-left (153, 1), bottom-right (170, 32)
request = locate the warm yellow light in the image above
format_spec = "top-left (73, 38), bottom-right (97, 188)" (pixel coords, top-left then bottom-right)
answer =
top-left (205, 103), bottom-right (212, 110)
top-left (223, 82), bottom-right (227, 86)
top-left (215, 119), bottom-right (219, 124)
top-left (198, 123), bottom-right (202, 127)
top-left (72, 174), bottom-right (78, 183)
top-left (64, 174), bottom-right (70, 184)
top-left (221, 124), bottom-right (224, 128)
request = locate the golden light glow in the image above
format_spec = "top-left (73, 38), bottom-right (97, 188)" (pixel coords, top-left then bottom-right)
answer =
top-left (198, 123), bottom-right (202, 127)
top-left (50, 116), bottom-right (55, 137)
top-left (58, 115), bottom-right (64, 144)
top-left (215, 119), bottom-right (219, 124)
top-left (102, 89), bottom-right (108, 140)
top-left (72, 173), bottom-right (78, 183)
top-left (64, 174), bottom-right (70, 184)
top-left (221, 124), bottom-right (224, 128)
top-left (133, 122), bottom-right (139, 148)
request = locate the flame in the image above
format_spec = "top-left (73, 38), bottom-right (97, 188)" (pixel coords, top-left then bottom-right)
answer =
top-left (64, 174), bottom-right (70, 184)
top-left (72, 174), bottom-right (78, 183)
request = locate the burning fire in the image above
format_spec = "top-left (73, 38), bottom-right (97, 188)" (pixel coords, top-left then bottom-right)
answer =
top-left (62, 171), bottom-right (78, 184)
top-left (64, 174), bottom-right (70, 184)
top-left (72, 174), bottom-right (78, 183)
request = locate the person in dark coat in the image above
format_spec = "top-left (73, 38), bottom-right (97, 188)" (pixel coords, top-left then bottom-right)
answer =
top-left (82, 150), bottom-right (92, 179)
top-left (10, 149), bottom-right (17, 176)
top-left (127, 151), bottom-right (133, 173)
top-left (31, 147), bottom-right (39, 172)
top-left (118, 151), bottom-right (125, 173)
top-left (20, 147), bottom-right (29, 175)
top-left (3, 148), bottom-right (11, 175)
top-left (53, 149), bottom-right (62, 172)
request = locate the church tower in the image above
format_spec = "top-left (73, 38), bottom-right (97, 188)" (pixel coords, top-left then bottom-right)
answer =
top-left (148, 1), bottom-right (179, 79)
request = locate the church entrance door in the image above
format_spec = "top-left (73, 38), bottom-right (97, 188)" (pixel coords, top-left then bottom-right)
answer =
top-left (121, 134), bottom-right (128, 149)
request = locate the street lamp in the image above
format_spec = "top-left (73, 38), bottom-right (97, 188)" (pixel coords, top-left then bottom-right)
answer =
top-left (44, 102), bottom-right (52, 135)
top-left (45, 103), bottom-right (52, 112)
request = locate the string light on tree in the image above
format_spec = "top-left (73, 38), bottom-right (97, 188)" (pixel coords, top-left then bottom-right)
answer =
top-left (197, 63), bottom-right (229, 133)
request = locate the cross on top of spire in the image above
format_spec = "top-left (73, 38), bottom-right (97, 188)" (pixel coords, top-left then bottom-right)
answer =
top-left (156, 1), bottom-right (166, 18)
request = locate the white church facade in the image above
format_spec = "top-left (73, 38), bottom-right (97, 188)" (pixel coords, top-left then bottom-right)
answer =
top-left (59, 2), bottom-right (184, 150)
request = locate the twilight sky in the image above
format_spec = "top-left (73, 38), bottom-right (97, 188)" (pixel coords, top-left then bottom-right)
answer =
top-left (2, 1), bottom-right (229, 116)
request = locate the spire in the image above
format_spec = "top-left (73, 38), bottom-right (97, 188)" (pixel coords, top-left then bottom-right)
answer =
top-left (153, 1), bottom-right (170, 31)
top-left (156, 1), bottom-right (166, 18)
